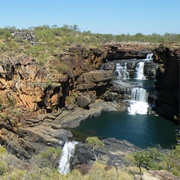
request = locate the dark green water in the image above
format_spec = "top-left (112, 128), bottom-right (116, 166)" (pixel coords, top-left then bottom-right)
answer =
top-left (74, 79), bottom-right (177, 149)
top-left (75, 111), bottom-right (177, 149)
top-left (128, 79), bottom-right (155, 89)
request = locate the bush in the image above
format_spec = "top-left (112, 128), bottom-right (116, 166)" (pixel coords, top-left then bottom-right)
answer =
top-left (0, 161), bottom-right (7, 176)
top-left (162, 145), bottom-right (180, 177)
top-left (125, 147), bottom-right (163, 174)
top-left (22, 167), bottom-right (61, 180)
top-left (1, 169), bottom-right (24, 180)
top-left (0, 28), bottom-right (12, 40)
top-left (0, 146), bottom-right (6, 156)
top-left (30, 147), bottom-right (62, 169)
top-left (85, 136), bottom-right (105, 150)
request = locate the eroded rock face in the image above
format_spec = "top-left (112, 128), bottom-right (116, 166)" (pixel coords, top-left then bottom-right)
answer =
top-left (0, 57), bottom-right (47, 111)
top-left (154, 45), bottom-right (180, 119)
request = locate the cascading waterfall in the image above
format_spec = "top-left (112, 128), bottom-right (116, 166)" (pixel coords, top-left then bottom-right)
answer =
top-left (128, 87), bottom-right (149, 115)
top-left (58, 141), bottom-right (78, 175)
top-left (114, 63), bottom-right (129, 79)
top-left (134, 62), bottom-right (146, 80)
top-left (145, 53), bottom-right (153, 60)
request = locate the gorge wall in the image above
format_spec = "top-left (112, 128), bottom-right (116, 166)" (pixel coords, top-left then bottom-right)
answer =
top-left (0, 42), bottom-right (179, 160)
top-left (153, 44), bottom-right (180, 119)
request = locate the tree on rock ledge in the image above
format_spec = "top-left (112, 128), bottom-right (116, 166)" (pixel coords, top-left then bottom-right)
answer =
top-left (85, 136), bottom-right (105, 151)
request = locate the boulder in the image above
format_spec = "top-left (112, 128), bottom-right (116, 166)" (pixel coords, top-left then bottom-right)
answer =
top-left (77, 95), bottom-right (91, 108)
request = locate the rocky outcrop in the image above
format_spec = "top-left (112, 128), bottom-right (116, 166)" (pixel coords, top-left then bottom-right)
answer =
top-left (154, 45), bottom-right (180, 119)
top-left (72, 143), bottom-right (96, 167)
top-left (71, 138), bottom-right (139, 174)
top-left (75, 70), bottom-right (112, 102)
top-left (10, 29), bottom-right (36, 44)
top-left (95, 138), bottom-right (139, 167)
top-left (0, 100), bottom-right (118, 159)
top-left (144, 61), bottom-right (159, 79)
top-left (103, 42), bottom-right (153, 60)
top-left (0, 56), bottom-right (53, 111)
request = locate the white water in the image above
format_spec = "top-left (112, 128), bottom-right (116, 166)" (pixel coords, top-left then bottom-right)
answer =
top-left (145, 53), bottom-right (153, 61)
top-left (134, 62), bottom-right (146, 80)
top-left (58, 141), bottom-right (78, 175)
top-left (128, 87), bottom-right (149, 115)
top-left (114, 63), bottom-right (129, 79)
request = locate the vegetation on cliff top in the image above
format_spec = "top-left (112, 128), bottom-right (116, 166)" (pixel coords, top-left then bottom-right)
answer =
top-left (0, 25), bottom-right (179, 77)
top-left (0, 25), bottom-right (180, 61)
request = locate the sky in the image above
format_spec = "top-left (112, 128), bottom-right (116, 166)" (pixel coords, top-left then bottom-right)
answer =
top-left (0, 0), bottom-right (180, 35)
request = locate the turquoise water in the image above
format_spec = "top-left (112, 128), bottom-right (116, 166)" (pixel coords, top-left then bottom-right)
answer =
top-left (75, 111), bottom-right (177, 149)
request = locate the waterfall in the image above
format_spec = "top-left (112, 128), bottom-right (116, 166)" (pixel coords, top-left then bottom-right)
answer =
top-left (128, 87), bottom-right (149, 115)
top-left (145, 53), bottom-right (153, 60)
top-left (134, 62), bottom-right (146, 80)
top-left (58, 141), bottom-right (78, 175)
top-left (131, 88), bottom-right (148, 102)
top-left (114, 63), bottom-right (129, 79)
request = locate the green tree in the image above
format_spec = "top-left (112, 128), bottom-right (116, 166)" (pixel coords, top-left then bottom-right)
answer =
top-left (163, 145), bottom-right (180, 177)
top-left (0, 28), bottom-right (12, 40)
top-left (126, 147), bottom-right (163, 174)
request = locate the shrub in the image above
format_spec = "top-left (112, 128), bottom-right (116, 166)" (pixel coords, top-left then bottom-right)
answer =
top-left (85, 136), bottom-right (105, 150)
top-left (0, 146), bottom-right (6, 156)
top-left (0, 28), bottom-right (12, 40)
top-left (30, 147), bottom-right (62, 169)
top-left (162, 145), bottom-right (180, 177)
top-left (125, 147), bottom-right (163, 174)
top-left (0, 161), bottom-right (7, 176)
top-left (22, 167), bottom-right (61, 180)
top-left (1, 169), bottom-right (24, 180)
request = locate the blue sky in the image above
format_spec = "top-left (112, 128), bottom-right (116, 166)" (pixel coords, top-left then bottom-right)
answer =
top-left (0, 0), bottom-right (179, 35)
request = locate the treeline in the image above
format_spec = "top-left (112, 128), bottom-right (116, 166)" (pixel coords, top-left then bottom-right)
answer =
top-left (0, 25), bottom-right (180, 44)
